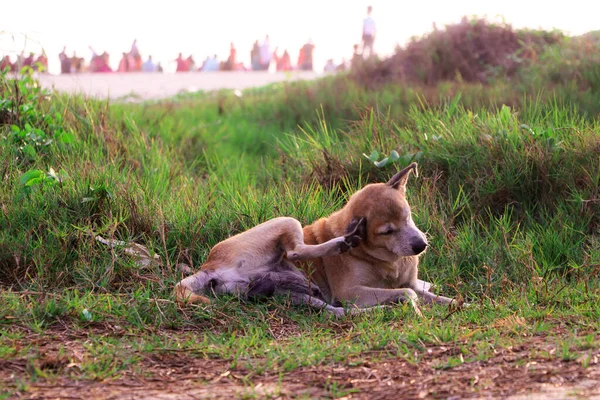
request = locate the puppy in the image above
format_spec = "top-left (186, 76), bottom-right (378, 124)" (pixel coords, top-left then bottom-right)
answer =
top-left (175, 162), bottom-right (454, 315)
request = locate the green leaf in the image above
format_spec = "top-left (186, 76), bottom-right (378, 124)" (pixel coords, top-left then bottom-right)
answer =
top-left (26, 176), bottom-right (46, 187)
top-left (21, 144), bottom-right (37, 159)
top-left (56, 130), bottom-right (75, 144)
top-left (34, 128), bottom-right (46, 138)
top-left (389, 150), bottom-right (400, 162)
top-left (19, 169), bottom-right (44, 186)
top-left (363, 150), bottom-right (379, 162)
top-left (374, 157), bottom-right (389, 168)
top-left (10, 125), bottom-right (20, 133)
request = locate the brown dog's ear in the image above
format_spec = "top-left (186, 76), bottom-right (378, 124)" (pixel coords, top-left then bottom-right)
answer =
top-left (386, 162), bottom-right (418, 190)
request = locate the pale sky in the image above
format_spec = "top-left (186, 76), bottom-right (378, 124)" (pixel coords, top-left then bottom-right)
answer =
top-left (1, 0), bottom-right (597, 74)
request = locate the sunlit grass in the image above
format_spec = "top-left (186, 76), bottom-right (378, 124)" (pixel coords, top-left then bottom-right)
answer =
top-left (1, 63), bottom-right (599, 397)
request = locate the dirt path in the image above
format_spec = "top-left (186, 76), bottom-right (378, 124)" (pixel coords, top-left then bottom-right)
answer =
top-left (35, 71), bottom-right (322, 101)
top-left (3, 334), bottom-right (600, 399)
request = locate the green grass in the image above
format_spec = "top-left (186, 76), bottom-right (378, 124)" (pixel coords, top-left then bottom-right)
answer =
top-left (1, 61), bottom-right (599, 397)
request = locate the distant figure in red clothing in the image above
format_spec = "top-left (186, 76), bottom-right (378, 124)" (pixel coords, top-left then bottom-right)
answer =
top-left (89, 48), bottom-right (112, 73)
top-left (273, 48), bottom-right (291, 71)
top-left (130, 39), bottom-right (142, 71)
top-left (175, 53), bottom-right (188, 72)
top-left (280, 50), bottom-right (292, 71)
top-left (22, 52), bottom-right (35, 68)
top-left (1, 55), bottom-right (13, 72)
top-left (299, 40), bottom-right (314, 71)
top-left (95, 52), bottom-right (112, 73)
top-left (297, 47), bottom-right (304, 71)
top-left (118, 52), bottom-right (130, 72)
top-left (225, 42), bottom-right (236, 71)
top-left (34, 52), bottom-right (48, 72)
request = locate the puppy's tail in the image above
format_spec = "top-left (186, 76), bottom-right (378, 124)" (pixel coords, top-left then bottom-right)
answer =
top-left (175, 272), bottom-right (212, 305)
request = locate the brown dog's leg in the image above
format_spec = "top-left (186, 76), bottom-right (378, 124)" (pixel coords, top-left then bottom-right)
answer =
top-left (413, 288), bottom-right (455, 305)
top-left (289, 293), bottom-right (347, 317)
top-left (289, 293), bottom-right (388, 317)
top-left (340, 286), bottom-right (423, 316)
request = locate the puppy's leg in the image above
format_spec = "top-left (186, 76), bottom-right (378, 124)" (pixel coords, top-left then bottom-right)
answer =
top-left (340, 286), bottom-right (423, 316)
top-left (285, 218), bottom-right (366, 261)
top-left (175, 271), bottom-right (213, 305)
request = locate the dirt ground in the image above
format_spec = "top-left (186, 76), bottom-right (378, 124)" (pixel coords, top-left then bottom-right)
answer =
top-left (2, 327), bottom-right (599, 400)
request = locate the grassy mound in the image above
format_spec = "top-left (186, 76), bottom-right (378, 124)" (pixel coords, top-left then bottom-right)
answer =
top-left (352, 18), bottom-right (561, 86)
top-left (1, 66), bottom-right (598, 297)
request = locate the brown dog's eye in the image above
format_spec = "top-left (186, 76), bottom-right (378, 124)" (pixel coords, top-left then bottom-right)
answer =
top-left (381, 229), bottom-right (394, 235)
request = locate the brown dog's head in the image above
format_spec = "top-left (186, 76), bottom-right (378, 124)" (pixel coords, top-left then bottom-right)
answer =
top-left (345, 162), bottom-right (427, 261)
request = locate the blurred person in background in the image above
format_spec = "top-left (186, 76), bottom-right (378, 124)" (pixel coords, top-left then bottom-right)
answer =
top-left (324, 58), bottom-right (336, 72)
top-left (225, 42), bottom-right (236, 71)
top-left (59, 46), bottom-right (71, 74)
top-left (1, 55), bottom-right (14, 72)
top-left (362, 5), bottom-right (376, 58)
top-left (251, 40), bottom-right (260, 70)
top-left (175, 53), bottom-right (188, 72)
top-left (299, 39), bottom-right (315, 70)
top-left (118, 52), bottom-right (130, 72)
top-left (259, 35), bottom-right (271, 70)
top-left (34, 52), bottom-right (48, 72)
top-left (130, 39), bottom-right (142, 71)
top-left (142, 55), bottom-right (157, 72)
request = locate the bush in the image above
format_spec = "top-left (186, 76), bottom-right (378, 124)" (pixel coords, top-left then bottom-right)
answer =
top-left (352, 17), bottom-right (562, 87)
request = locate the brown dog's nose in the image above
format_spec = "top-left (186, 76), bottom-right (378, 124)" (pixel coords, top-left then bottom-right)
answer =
top-left (411, 239), bottom-right (427, 255)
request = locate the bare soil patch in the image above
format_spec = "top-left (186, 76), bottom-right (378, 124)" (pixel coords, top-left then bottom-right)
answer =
top-left (2, 326), bottom-right (599, 399)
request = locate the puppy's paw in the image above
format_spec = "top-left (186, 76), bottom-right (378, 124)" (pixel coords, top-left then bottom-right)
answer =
top-left (175, 283), bottom-right (211, 305)
top-left (342, 217), bottom-right (366, 252)
top-left (338, 240), bottom-right (352, 254)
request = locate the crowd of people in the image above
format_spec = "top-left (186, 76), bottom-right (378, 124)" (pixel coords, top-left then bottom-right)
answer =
top-left (50, 36), bottom-right (325, 74)
top-left (1, 52), bottom-right (48, 72)
top-left (1, 7), bottom-right (377, 75)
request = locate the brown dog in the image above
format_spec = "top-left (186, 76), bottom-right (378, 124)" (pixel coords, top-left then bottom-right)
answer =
top-left (175, 162), bottom-right (454, 315)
